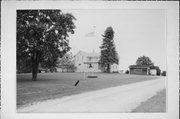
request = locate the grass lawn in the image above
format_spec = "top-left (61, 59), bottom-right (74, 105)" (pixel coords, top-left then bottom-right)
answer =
top-left (132, 89), bottom-right (166, 112)
top-left (17, 73), bottom-right (159, 108)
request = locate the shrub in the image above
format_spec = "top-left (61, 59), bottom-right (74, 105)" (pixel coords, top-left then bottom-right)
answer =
top-left (112, 71), bottom-right (119, 73)
top-left (162, 71), bottom-right (166, 76)
top-left (156, 68), bottom-right (161, 76)
top-left (125, 70), bottom-right (129, 74)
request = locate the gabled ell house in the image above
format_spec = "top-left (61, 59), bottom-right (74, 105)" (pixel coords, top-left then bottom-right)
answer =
top-left (74, 51), bottom-right (119, 72)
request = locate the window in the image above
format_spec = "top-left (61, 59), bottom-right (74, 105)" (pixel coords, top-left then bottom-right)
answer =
top-left (89, 64), bottom-right (92, 68)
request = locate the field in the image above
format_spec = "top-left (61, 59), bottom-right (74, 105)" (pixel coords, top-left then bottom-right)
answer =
top-left (17, 73), bottom-right (159, 108)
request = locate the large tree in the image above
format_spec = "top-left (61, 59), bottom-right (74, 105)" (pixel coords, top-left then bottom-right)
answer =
top-left (136, 56), bottom-right (162, 75)
top-left (136, 56), bottom-right (154, 66)
top-left (17, 10), bottom-right (76, 81)
top-left (99, 26), bottom-right (119, 73)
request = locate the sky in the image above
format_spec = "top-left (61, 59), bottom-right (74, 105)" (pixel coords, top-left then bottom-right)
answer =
top-left (62, 9), bottom-right (166, 71)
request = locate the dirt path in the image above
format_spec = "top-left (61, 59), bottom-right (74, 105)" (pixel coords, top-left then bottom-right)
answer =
top-left (18, 77), bottom-right (166, 113)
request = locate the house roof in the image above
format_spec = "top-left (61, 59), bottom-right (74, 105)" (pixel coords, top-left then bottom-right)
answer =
top-left (75, 50), bottom-right (100, 58)
top-left (150, 66), bottom-right (160, 69)
top-left (87, 52), bottom-right (100, 57)
top-left (129, 65), bottom-right (159, 69)
top-left (129, 65), bottom-right (151, 69)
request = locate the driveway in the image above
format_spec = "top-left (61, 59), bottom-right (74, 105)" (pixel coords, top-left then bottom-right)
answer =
top-left (18, 77), bottom-right (166, 113)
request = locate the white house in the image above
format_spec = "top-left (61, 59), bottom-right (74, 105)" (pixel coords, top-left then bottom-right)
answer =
top-left (74, 50), bottom-right (119, 73)
top-left (110, 63), bottom-right (119, 73)
top-left (150, 69), bottom-right (157, 76)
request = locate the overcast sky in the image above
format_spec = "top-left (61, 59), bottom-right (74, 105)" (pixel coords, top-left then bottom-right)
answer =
top-left (62, 9), bottom-right (166, 71)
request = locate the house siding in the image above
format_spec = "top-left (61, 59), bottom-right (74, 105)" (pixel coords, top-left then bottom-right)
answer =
top-left (74, 51), bottom-right (118, 73)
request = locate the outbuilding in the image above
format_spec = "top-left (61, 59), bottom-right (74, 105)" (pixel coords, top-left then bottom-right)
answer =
top-left (129, 65), bottom-right (160, 76)
top-left (129, 65), bottom-right (150, 75)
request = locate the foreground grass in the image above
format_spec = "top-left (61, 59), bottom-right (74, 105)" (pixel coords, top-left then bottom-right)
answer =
top-left (132, 89), bottom-right (166, 112)
top-left (17, 73), bottom-right (158, 108)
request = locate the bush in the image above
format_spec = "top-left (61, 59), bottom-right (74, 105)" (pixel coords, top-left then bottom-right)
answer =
top-left (112, 71), bottom-right (119, 73)
top-left (156, 68), bottom-right (161, 76)
top-left (50, 67), bottom-right (57, 73)
top-left (162, 71), bottom-right (166, 76)
top-left (125, 70), bottom-right (129, 74)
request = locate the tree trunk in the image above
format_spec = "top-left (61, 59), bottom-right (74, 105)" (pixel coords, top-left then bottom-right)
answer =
top-left (32, 65), bottom-right (38, 81)
top-left (107, 64), bottom-right (110, 73)
top-left (32, 50), bottom-right (40, 81)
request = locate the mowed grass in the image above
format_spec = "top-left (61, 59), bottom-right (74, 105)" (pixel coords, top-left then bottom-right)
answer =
top-left (17, 73), bottom-right (158, 108)
top-left (132, 89), bottom-right (166, 112)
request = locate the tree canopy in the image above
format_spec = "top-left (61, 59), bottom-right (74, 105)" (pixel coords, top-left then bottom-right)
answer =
top-left (136, 56), bottom-right (154, 66)
top-left (57, 53), bottom-right (77, 72)
top-left (17, 10), bottom-right (76, 81)
top-left (99, 26), bottom-right (119, 72)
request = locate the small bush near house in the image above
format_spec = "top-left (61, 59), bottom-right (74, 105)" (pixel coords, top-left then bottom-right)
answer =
top-left (156, 68), bottom-right (161, 76)
top-left (112, 71), bottom-right (119, 73)
top-left (161, 71), bottom-right (166, 76)
top-left (125, 70), bottom-right (129, 74)
top-left (50, 67), bottom-right (57, 73)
